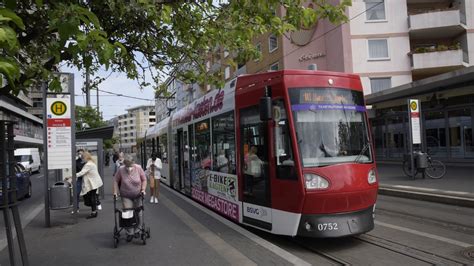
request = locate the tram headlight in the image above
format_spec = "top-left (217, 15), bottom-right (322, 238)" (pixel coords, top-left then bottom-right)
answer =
top-left (368, 169), bottom-right (377, 184)
top-left (304, 174), bottom-right (329, 190)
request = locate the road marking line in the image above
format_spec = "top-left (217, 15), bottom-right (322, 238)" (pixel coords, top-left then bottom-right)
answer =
top-left (161, 195), bottom-right (256, 266)
top-left (375, 220), bottom-right (473, 248)
top-left (163, 186), bottom-right (311, 266)
top-left (392, 185), bottom-right (438, 192)
top-left (445, 191), bottom-right (471, 195)
top-left (0, 203), bottom-right (44, 252)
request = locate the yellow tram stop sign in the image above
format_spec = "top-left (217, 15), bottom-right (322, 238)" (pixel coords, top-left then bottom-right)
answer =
top-left (410, 100), bottom-right (418, 112)
top-left (50, 101), bottom-right (67, 116)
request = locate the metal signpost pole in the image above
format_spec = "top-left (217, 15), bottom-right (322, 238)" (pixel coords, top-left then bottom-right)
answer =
top-left (408, 99), bottom-right (415, 180)
top-left (409, 99), bottom-right (422, 180)
top-left (44, 73), bottom-right (75, 226)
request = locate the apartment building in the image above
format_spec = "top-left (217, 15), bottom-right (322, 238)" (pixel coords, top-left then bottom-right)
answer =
top-left (244, 0), bottom-right (474, 162)
top-left (114, 105), bottom-right (155, 153)
top-left (162, 0), bottom-right (473, 162)
top-left (351, 0), bottom-right (473, 162)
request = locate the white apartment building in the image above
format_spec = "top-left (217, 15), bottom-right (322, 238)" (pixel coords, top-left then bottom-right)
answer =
top-left (349, 0), bottom-right (472, 94)
top-left (115, 105), bottom-right (155, 153)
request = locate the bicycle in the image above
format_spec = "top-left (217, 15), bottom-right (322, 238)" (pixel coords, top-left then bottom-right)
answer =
top-left (402, 151), bottom-right (446, 179)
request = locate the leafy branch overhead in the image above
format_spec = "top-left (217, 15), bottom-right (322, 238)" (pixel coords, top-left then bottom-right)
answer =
top-left (0, 0), bottom-right (350, 96)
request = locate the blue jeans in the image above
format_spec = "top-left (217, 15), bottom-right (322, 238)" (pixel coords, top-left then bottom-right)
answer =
top-left (76, 177), bottom-right (83, 209)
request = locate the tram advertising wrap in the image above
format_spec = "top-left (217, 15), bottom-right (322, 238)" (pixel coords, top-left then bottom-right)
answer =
top-left (141, 70), bottom-right (378, 238)
top-left (191, 171), bottom-right (239, 221)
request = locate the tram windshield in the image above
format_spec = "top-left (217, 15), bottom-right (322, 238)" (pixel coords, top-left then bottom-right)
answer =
top-left (289, 88), bottom-right (372, 167)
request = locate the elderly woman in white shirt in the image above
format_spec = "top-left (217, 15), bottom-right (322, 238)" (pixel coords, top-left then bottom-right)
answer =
top-left (76, 151), bottom-right (103, 219)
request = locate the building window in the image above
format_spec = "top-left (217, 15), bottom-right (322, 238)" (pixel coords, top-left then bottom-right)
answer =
top-left (370, 77), bottom-right (391, 93)
top-left (269, 34), bottom-right (278, 53)
top-left (368, 39), bottom-right (389, 60)
top-left (224, 66), bottom-right (231, 79)
top-left (255, 43), bottom-right (261, 61)
top-left (365, 0), bottom-right (385, 21)
top-left (269, 62), bottom-right (279, 71)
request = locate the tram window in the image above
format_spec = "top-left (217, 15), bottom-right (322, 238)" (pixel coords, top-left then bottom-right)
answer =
top-left (273, 100), bottom-right (297, 180)
top-left (160, 134), bottom-right (168, 163)
top-left (212, 111), bottom-right (236, 174)
top-left (195, 119), bottom-right (211, 170)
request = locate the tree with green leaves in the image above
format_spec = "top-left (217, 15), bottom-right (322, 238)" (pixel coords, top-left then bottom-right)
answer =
top-left (75, 105), bottom-right (106, 131)
top-left (0, 0), bottom-right (351, 96)
top-left (75, 105), bottom-right (117, 149)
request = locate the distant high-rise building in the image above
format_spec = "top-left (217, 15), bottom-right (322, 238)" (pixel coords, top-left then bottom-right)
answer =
top-left (114, 105), bottom-right (155, 153)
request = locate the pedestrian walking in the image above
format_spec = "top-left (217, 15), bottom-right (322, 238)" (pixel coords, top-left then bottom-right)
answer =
top-left (114, 152), bottom-right (124, 176)
top-left (113, 155), bottom-right (147, 242)
top-left (76, 151), bottom-right (104, 219)
top-left (73, 149), bottom-right (86, 214)
top-left (146, 153), bottom-right (162, 203)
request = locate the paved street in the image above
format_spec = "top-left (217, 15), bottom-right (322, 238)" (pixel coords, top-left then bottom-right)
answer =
top-left (0, 162), bottom-right (473, 265)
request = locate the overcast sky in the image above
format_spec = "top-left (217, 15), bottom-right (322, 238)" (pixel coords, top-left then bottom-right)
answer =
top-left (61, 66), bottom-right (157, 121)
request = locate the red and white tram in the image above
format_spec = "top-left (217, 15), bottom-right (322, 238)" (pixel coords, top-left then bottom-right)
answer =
top-left (140, 70), bottom-right (378, 237)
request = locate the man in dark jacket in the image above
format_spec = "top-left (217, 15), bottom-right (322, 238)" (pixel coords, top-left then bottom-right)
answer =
top-left (73, 149), bottom-right (86, 213)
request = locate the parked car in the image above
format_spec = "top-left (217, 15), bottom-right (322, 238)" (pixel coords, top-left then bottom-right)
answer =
top-left (14, 148), bottom-right (41, 174)
top-left (0, 163), bottom-right (32, 202)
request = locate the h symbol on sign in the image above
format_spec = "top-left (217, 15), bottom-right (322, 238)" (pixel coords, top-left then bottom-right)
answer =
top-left (54, 104), bottom-right (64, 114)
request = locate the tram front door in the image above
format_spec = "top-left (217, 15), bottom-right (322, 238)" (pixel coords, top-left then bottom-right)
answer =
top-left (239, 105), bottom-right (272, 230)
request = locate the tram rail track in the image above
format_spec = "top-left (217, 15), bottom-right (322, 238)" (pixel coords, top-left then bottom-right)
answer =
top-left (291, 238), bottom-right (351, 265)
top-left (352, 234), bottom-right (469, 265)
top-left (290, 232), bottom-right (470, 265)
top-left (375, 208), bottom-right (474, 235)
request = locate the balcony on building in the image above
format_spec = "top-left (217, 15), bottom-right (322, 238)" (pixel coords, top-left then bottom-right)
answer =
top-left (410, 47), bottom-right (469, 80)
top-left (408, 4), bottom-right (466, 40)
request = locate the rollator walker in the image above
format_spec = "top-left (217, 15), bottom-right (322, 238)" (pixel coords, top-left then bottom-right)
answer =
top-left (113, 194), bottom-right (151, 247)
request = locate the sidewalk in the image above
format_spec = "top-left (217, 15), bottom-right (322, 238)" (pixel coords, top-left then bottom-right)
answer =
top-left (376, 162), bottom-right (474, 207)
top-left (0, 165), bottom-right (307, 266)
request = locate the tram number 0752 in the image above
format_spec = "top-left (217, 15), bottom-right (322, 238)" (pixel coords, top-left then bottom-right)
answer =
top-left (317, 223), bottom-right (338, 231)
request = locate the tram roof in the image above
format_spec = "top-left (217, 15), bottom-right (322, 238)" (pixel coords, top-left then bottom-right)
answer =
top-left (145, 116), bottom-right (170, 138)
top-left (235, 69), bottom-right (360, 93)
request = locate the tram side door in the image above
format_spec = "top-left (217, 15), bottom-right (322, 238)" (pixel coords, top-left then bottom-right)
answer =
top-left (177, 128), bottom-right (189, 193)
top-left (178, 128), bottom-right (191, 194)
top-left (240, 106), bottom-right (272, 231)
